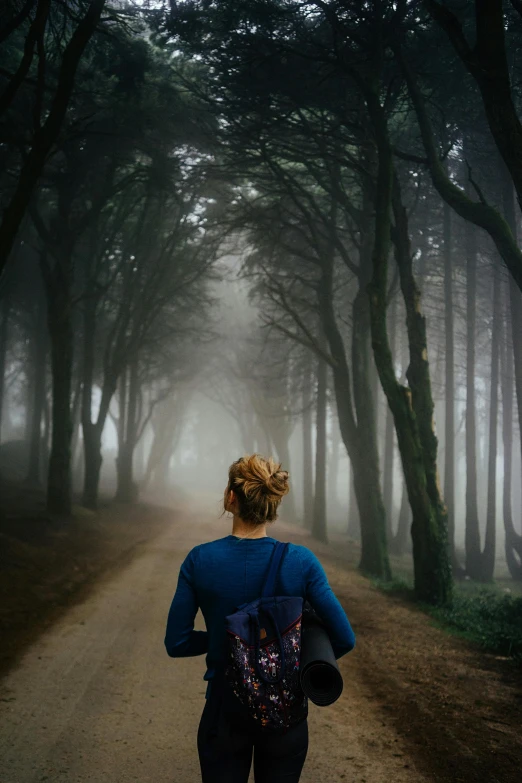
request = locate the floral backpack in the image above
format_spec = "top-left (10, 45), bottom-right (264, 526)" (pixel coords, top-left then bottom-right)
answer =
top-left (223, 541), bottom-right (308, 732)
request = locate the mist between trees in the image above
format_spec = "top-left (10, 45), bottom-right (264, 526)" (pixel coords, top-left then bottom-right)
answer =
top-left (1, 1), bottom-right (522, 608)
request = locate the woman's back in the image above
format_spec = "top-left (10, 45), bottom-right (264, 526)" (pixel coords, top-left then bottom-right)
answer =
top-left (164, 533), bottom-right (355, 696)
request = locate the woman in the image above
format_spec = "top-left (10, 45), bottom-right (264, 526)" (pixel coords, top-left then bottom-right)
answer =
top-left (164, 454), bottom-right (355, 782)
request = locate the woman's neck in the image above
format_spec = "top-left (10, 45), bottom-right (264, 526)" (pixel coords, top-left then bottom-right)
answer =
top-left (231, 515), bottom-right (267, 539)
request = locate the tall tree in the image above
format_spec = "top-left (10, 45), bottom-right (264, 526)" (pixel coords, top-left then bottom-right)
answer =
top-left (464, 198), bottom-right (482, 577)
top-left (312, 356), bottom-right (328, 543)
top-left (443, 193), bottom-right (457, 569)
top-left (301, 361), bottom-right (315, 529)
top-left (0, 0), bottom-right (108, 280)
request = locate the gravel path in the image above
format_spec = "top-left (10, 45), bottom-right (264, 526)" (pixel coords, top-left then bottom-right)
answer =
top-left (0, 511), bottom-right (430, 783)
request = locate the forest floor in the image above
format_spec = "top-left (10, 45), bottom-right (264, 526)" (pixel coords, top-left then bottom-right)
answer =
top-left (0, 493), bottom-right (521, 782)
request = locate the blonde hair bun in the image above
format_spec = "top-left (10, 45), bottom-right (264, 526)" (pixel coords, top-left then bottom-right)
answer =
top-left (226, 454), bottom-right (289, 525)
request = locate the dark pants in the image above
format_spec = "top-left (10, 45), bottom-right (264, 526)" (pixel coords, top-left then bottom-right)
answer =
top-left (197, 690), bottom-right (309, 783)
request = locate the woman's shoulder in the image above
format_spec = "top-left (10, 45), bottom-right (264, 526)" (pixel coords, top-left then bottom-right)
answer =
top-left (185, 535), bottom-right (230, 558)
top-left (184, 536), bottom-right (320, 563)
top-left (284, 541), bottom-right (322, 568)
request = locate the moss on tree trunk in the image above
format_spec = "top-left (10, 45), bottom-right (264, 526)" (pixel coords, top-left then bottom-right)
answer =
top-left (365, 87), bottom-right (452, 605)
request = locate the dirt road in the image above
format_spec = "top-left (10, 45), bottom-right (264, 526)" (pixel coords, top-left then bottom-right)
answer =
top-left (0, 508), bottom-right (521, 783)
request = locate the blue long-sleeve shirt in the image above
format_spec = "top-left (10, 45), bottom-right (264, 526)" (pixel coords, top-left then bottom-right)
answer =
top-left (164, 534), bottom-right (355, 696)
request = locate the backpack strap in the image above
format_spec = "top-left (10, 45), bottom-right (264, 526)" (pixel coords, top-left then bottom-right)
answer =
top-left (261, 541), bottom-right (288, 598)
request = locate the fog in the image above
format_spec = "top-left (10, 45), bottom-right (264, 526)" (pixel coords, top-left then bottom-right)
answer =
top-left (2, 0), bottom-right (522, 600)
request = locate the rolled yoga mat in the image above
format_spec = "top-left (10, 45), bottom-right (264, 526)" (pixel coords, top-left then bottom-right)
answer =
top-left (299, 606), bottom-right (344, 706)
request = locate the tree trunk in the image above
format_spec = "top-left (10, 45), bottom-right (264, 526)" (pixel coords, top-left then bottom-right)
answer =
top-left (264, 408), bottom-right (297, 522)
top-left (117, 445), bottom-right (134, 504)
top-left (465, 218), bottom-right (483, 578)
top-left (388, 170), bottom-right (451, 604)
top-left (42, 387), bottom-right (50, 477)
top-left (383, 292), bottom-right (397, 537)
top-left (26, 295), bottom-right (47, 485)
top-left (501, 280), bottom-right (522, 578)
top-left (145, 414), bottom-right (183, 490)
top-left (145, 402), bottom-right (186, 492)
top-left (24, 345), bottom-right (33, 450)
top-left (327, 418), bottom-right (341, 519)
top-left (319, 268), bottom-right (390, 575)
top-left (501, 167), bottom-right (522, 578)
top-left (390, 309), bottom-right (412, 557)
top-left (116, 359), bottom-right (138, 503)
top-left (369, 346), bottom-right (380, 462)
top-left (317, 188), bottom-right (390, 577)
top-left (347, 467), bottom-right (360, 540)
top-left (135, 437), bottom-right (145, 482)
top-left (302, 371), bottom-right (314, 529)
top-left (351, 287), bottom-right (391, 577)
top-left (46, 282), bottom-right (73, 515)
top-left (443, 196), bottom-right (457, 569)
top-left (255, 415), bottom-right (272, 456)
top-left (117, 368), bottom-right (127, 460)
top-left (81, 295), bottom-right (102, 509)
top-left (270, 428), bottom-right (297, 522)
top-left (80, 266), bottom-right (122, 508)
top-left (365, 92), bottom-right (451, 604)
top-left (312, 357), bottom-right (328, 543)
top-left (510, 276), bottom-right (522, 483)
top-left (70, 375), bottom-right (82, 482)
top-left (82, 427), bottom-right (103, 508)
top-left (390, 479), bottom-right (411, 556)
top-left (482, 260), bottom-right (500, 581)
top-left (0, 295), bottom-right (11, 444)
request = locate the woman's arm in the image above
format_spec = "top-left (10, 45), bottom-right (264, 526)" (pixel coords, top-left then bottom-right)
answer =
top-left (164, 547), bottom-right (209, 658)
top-left (301, 548), bottom-right (356, 659)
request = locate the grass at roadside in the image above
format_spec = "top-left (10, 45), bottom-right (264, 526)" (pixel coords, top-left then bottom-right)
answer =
top-left (372, 574), bottom-right (522, 661)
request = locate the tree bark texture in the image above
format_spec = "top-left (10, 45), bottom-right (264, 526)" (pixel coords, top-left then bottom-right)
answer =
top-left (26, 294), bottom-right (47, 486)
top-left (116, 359), bottom-right (139, 503)
top-left (312, 357), bottom-right (328, 543)
top-left (143, 394), bottom-right (187, 490)
top-left (347, 468), bottom-right (360, 540)
top-left (80, 291), bottom-right (118, 510)
top-left (318, 235), bottom-right (391, 577)
top-left (483, 261), bottom-right (500, 581)
top-left (465, 212), bottom-right (482, 577)
top-left (0, 296), bottom-right (11, 444)
top-left (383, 292), bottom-right (397, 538)
top-left (501, 282), bottom-right (522, 579)
top-left (365, 90), bottom-right (451, 604)
top-left (390, 479), bottom-right (412, 556)
top-left (351, 285), bottom-right (391, 578)
top-left (45, 277), bottom-right (73, 515)
top-left (443, 196), bottom-right (457, 568)
top-left (302, 372), bottom-right (314, 530)
top-left (501, 168), bottom-right (522, 578)
top-left (327, 419), bottom-right (341, 517)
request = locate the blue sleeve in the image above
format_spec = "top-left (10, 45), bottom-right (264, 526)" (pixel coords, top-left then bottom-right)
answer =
top-left (164, 547), bottom-right (209, 658)
top-left (300, 547), bottom-right (356, 659)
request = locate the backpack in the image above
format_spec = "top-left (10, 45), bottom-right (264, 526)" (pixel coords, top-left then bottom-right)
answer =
top-left (223, 541), bottom-right (308, 732)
